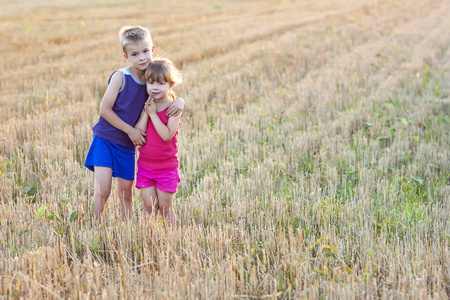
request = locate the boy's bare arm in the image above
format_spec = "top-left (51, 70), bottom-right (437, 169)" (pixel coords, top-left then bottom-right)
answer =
top-left (100, 72), bottom-right (146, 146)
top-left (166, 97), bottom-right (185, 117)
top-left (135, 108), bottom-right (149, 133)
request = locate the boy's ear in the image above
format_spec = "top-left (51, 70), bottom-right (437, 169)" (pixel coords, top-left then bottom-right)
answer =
top-left (123, 53), bottom-right (128, 60)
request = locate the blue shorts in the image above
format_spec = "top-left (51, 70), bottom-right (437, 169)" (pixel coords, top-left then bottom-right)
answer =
top-left (84, 135), bottom-right (136, 181)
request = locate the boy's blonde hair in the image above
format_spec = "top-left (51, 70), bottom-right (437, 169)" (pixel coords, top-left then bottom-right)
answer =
top-left (145, 58), bottom-right (182, 100)
top-left (119, 26), bottom-right (152, 54)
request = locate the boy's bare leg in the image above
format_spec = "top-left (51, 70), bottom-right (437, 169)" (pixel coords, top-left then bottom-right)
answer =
top-left (93, 166), bottom-right (113, 219)
top-left (156, 188), bottom-right (176, 229)
top-left (141, 186), bottom-right (158, 218)
top-left (117, 178), bottom-right (134, 220)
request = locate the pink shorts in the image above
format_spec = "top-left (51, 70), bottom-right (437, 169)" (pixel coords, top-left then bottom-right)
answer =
top-left (135, 165), bottom-right (180, 193)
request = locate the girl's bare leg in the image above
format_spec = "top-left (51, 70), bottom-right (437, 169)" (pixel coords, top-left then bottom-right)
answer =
top-left (93, 167), bottom-right (113, 218)
top-left (117, 177), bottom-right (134, 220)
top-left (156, 188), bottom-right (176, 229)
top-left (141, 186), bottom-right (158, 218)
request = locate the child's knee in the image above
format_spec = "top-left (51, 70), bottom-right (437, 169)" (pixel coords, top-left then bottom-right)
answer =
top-left (159, 203), bottom-right (172, 213)
top-left (96, 188), bottom-right (111, 200)
top-left (117, 186), bottom-right (132, 199)
top-left (143, 199), bottom-right (154, 209)
top-left (122, 194), bottom-right (133, 203)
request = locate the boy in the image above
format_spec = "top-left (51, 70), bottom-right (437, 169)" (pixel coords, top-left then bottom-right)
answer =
top-left (85, 26), bottom-right (184, 219)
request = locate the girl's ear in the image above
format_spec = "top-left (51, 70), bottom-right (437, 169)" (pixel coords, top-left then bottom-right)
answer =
top-left (169, 82), bottom-right (175, 89)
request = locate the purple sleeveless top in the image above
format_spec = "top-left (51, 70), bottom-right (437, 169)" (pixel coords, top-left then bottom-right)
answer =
top-left (93, 68), bottom-right (148, 148)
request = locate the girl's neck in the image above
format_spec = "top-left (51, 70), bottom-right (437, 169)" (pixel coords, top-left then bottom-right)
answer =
top-left (154, 96), bottom-right (173, 112)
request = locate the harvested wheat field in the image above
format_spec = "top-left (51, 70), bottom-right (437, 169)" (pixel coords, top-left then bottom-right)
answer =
top-left (1, 0), bottom-right (449, 298)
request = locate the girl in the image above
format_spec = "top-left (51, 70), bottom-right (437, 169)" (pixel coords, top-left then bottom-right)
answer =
top-left (134, 58), bottom-right (183, 228)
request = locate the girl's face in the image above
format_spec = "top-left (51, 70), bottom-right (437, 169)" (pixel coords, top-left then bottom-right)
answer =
top-left (146, 81), bottom-right (173, 100)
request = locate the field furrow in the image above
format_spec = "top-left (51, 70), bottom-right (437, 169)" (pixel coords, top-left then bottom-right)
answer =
top-left (0, 0), bottom-right (448, 298)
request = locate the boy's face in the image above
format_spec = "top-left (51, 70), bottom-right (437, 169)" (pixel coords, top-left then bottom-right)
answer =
top-left (124, 41), bottom-right (155, 72)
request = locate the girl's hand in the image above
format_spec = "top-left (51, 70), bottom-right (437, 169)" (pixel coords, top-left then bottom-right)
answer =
top-left (166, 97), bottom-right (184, 117)
top-left (145, 97), bottom-right (157, 116)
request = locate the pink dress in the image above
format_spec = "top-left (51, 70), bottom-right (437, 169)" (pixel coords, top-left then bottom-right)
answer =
top-left (137, 108), bottom-right (180, 170)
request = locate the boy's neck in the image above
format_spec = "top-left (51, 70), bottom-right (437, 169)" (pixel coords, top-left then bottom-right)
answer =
top-left (128, 66), bottom-right (146, 82)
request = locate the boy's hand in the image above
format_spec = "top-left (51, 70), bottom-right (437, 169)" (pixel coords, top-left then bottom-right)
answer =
top-left (128, 127), bottom-right (146, 147)
top-left (166, 97), bottom-right (184, 117)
